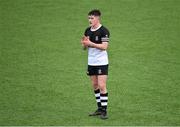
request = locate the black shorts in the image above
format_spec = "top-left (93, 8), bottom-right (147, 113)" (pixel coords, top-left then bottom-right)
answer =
top-left (87, 65), bottom-right (109, 76)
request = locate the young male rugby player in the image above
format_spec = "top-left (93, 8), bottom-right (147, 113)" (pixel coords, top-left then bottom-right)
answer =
top-left (81, 9), bottom-right (110, 119)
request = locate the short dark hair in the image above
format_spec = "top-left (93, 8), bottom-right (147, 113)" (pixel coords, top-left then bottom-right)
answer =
top-left (88, 9), bottom-right (101, 16)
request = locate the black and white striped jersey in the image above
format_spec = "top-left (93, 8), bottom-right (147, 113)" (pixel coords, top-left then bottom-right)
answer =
top-left (84, 24), bottom-right (110, 66)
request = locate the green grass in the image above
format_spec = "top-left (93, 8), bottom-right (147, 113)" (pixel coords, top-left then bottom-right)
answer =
top-left (0, 0), bottom-right (180, 125)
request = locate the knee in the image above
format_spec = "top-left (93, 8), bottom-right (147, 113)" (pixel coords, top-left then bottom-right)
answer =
top-left (93, 83), bottom-right (99, 90)
top-left (99, 84), bottom-right (107, 93)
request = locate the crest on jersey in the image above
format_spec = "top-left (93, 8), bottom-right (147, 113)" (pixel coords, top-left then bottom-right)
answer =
top-left (95, 36), bottom-right (99, 41)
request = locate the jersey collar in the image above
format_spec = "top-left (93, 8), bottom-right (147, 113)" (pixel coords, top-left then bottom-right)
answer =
top-left (90, 24), bottom-right (102, 31)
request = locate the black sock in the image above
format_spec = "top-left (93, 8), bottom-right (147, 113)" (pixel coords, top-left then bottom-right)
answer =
top-left (100, 93), bottom-right (108, 112)
top-left (94, 89), bottom-right (101, 109)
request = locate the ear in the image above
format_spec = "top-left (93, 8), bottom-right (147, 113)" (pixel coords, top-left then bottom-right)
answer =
top-left (96, 16), bottom-right (100, 20)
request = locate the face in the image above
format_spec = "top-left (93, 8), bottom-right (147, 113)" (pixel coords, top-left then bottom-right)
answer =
top-left (88, 15), bottom-right (99, 27)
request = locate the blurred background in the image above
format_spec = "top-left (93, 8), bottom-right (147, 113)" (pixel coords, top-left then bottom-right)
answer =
top-left (0, 0), bottom-right (180, 125)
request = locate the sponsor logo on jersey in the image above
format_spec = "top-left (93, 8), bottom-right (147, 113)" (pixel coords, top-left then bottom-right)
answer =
top-left (95, 36), bottom-right (99, 41)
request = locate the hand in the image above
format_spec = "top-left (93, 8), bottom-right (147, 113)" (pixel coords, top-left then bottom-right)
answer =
top-left (81, 36), bottom-right (88, 50)
top-left (81, 36), bottom-right (92, 47)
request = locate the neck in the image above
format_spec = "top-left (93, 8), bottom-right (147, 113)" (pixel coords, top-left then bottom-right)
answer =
top-left (92, 22), bottom-right (101, 29)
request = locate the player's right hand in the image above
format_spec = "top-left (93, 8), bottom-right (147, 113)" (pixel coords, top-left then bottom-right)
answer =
top-left (81, 36), bottom-right (88, 50)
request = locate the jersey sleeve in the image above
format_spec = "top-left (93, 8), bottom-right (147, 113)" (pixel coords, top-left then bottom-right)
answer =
top-left (84, 27), bottom-right (89, 36)
top-left (101, 28), bottom-right (110, 42)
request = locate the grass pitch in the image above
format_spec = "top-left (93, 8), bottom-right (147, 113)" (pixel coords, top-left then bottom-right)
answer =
top-left (0, 0), bottom-right (180, 125)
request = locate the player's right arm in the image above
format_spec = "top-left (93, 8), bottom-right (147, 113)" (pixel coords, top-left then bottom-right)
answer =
top-left (81, 27), bottom-right (90, 50)
top-left (81, 36), bottom-right (88, 50)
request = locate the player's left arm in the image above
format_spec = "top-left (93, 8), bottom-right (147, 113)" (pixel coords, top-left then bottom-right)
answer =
top-left (82, 38), bottom-right (108, 50)
top-left (89, 41), bottom-right (108, 50)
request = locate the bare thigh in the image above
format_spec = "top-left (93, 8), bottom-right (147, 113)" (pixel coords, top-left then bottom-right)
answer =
top-left (90, 75), bottom-right (99, 90)
top-left (98, 75), bottom-right (108, 93)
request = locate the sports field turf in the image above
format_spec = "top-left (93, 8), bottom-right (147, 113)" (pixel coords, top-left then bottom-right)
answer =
top-left (0, 0), bottom-right (180, 126)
